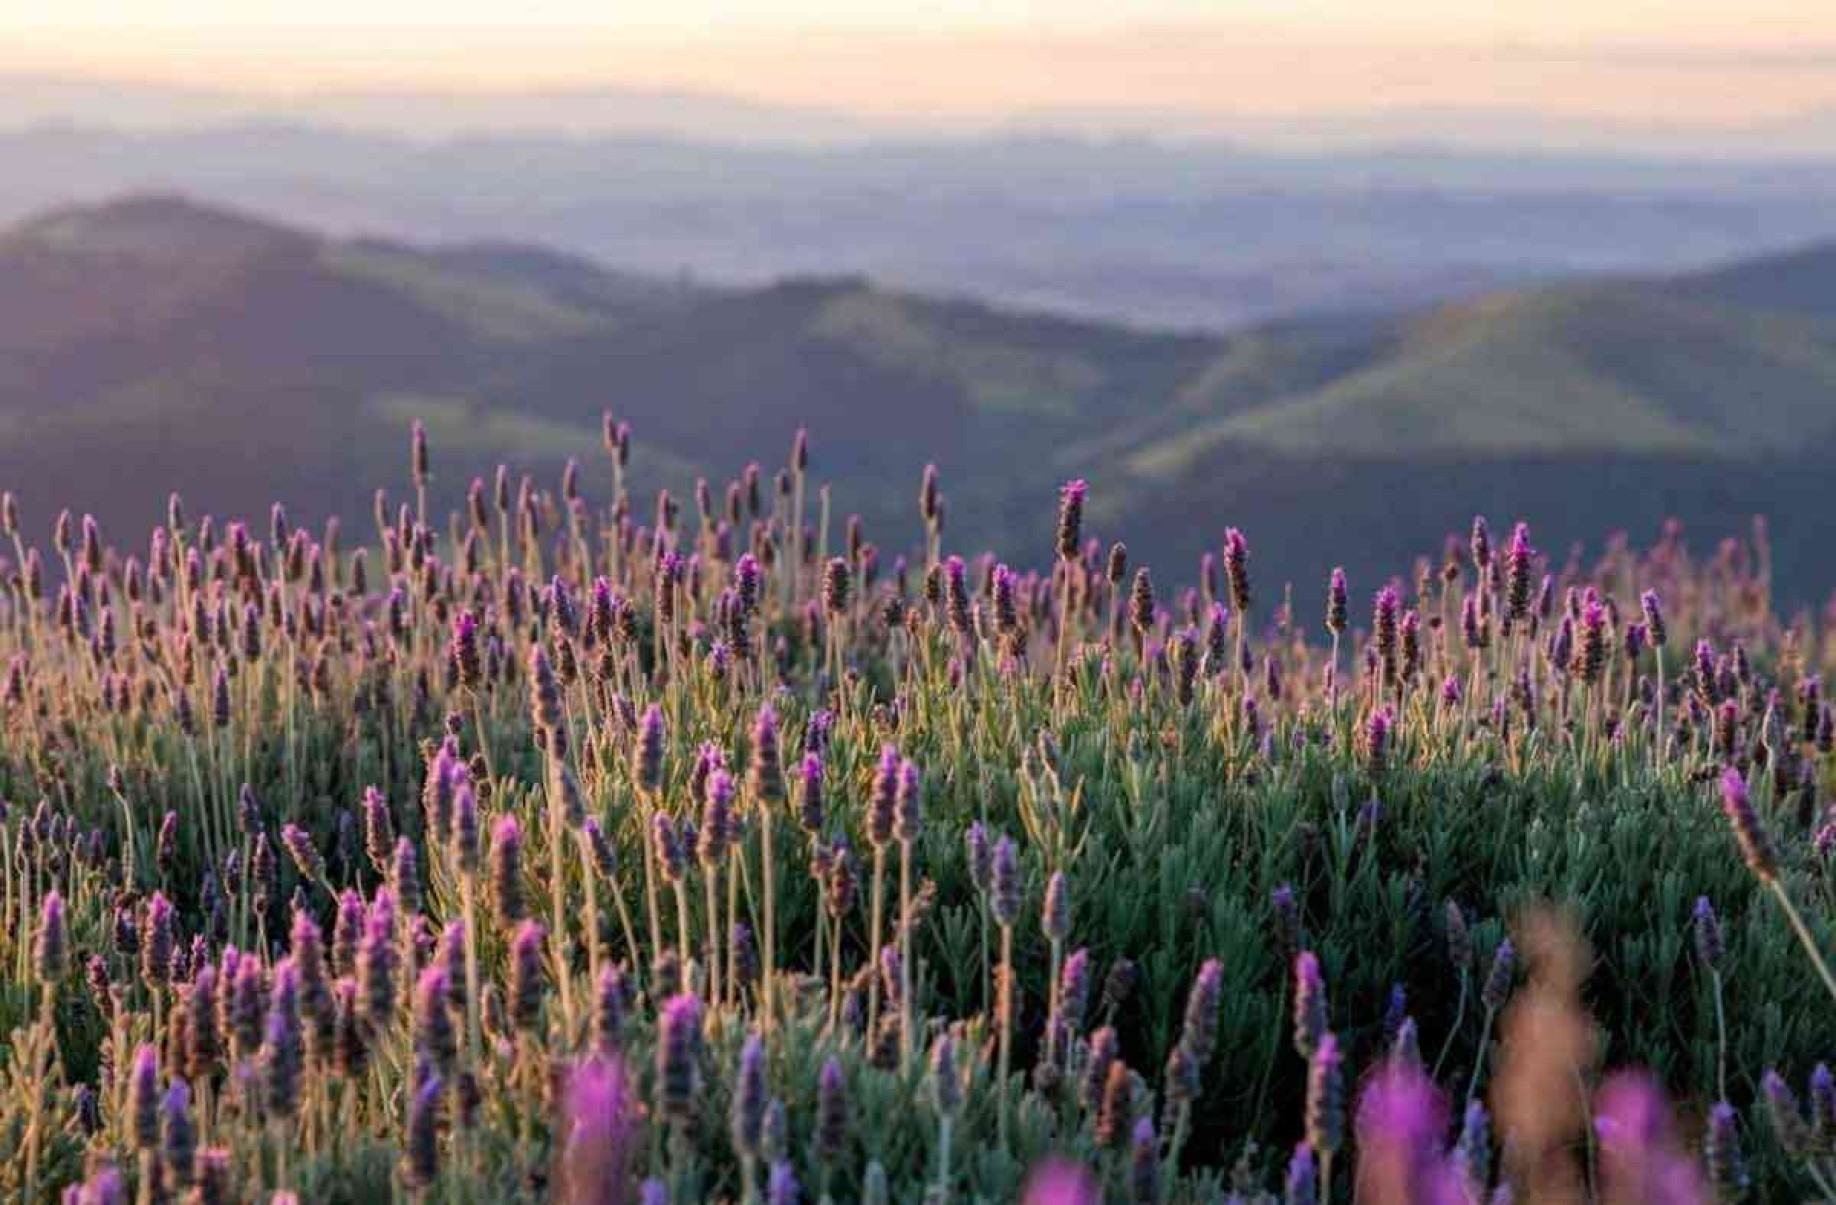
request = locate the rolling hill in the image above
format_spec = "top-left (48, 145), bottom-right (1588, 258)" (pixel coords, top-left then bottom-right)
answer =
top-left (1, 194), bottom-right (1833, 605)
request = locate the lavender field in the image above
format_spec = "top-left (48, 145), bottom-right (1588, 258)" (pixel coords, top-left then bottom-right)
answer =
top-left (4, 419), bottom-right (1832, 1204)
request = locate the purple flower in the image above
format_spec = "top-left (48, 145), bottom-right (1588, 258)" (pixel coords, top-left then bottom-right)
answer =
top-left (1306, 1032), bottom-right (1345, 1157)
top-left (1223, 527), bottom-right (1251, 613)
top-left (127, 1044), bottom-right (160, 1150)
top-left (1812, 1065), bottom-right (1835, 1144)
top-left (816, 1055), bottom-right (849, 1166)
top-left (991, 836), bottom-right (1021, 927)
top-left (869, 747), bottom-right (900, 850)
top-left (699, 769), bottom-right (737, 867)
top-left (1505, 523), bottom-right (1533, 620)
top-left (651, 814), bottom-right (686, 884)
top-left (262, 960), bottom-right (304, 1120)
top-left (656, 994), bottom-right (703, 1126)
top-left (635, 705), bottom-right (665, 794)
top-left (509, 921), bottom-right (547, 1031)
top-left (730, 1033), bottom-right (767, 1159)
top-left (1462, 593), bottom-right (1485, 651)
top-left (1719, 767), bottom-right (1776, 881)
top-left (919, 464), bottom-right (942, 525)
top-left (1055, 479), bottom-right (1087, 562)
top-left (796, 753), bottom-right (824, 837)
top-left (734, 554), bottom-right (762, 614)
top-left (280, 822), bottom-right (326, 885)
top-left (1041, 871), bottom-right (1072, 946)
top-left (1128, 1116), bottom-right (1158, 1204)
top-left (451, 780), bottom-right (480, 877)
top-left (965, 821), bottom-right (992, 896)
top-left (449, 611), bottom-right (481, 689)
top-left (1364, 706), bottom-right (1393, 776)
top-left (1692, 897), bottom-right (1723, 969)
top-left (142, 892), bottom-right (175, 989)
top-left (1624, 622), bottom-right (1647, 664)
top-left (403, 1073), bottom-right (442, 1190)
top-left (1640, 589), bottom-right (1667, 647)
top-left (414, 963), bottom-right (457, 1076)
top-left (748, 704), bottom-right (784, 805)
top-left (929, 1031), bottom-right (961, 1115)
top-left (36, 889), bottom-right (67, 982)
top-left (1325, 568), bottom-right (1348, 635)
top-left (1373, 586), bottom-right (1400, 671)
top-left (160, 1080), bottom-right (196, 1189)
top-left (767, 1161), bottom-right (798, 1205)
top-left (1694, 639), bottom-right (1717, 699)
top-left (894, 758), bottom-right (922, 843)
top-left (361, 786), bottom-right (394, 876)
top-left (1354, 1064), bottom-right (1464, 1205)
top-left (491, 814), bottom-right (525, 925)
top-left (944, 555), bottom-right (972, 637)
top-left (529, 645), bottom-right (564, 734)
top-left (1180, 958), bottom-right (1223, 1067)
top-left (1285, 1143), bottom-right (1319, 1205)
top-left (1574, 598), bottom-right (1607, 685)
top-left (1705, 1101), bottom-right (1748, 1201)
top-left (1128, 568), bottom-right (1156, 635)
top-left (1060, 948), bottom-right (1092, 1036)
top-left (1294, 950), bottom-right (1327, 1059)
top-left (1481, 939), bottom-right (1515, 1012)
top-left (1201, 603), bottom-right (1228, 674)
top-left (71, 1164), bottom-right (126, 1205)
top-left (1595, 1072), bottom-right (1706, 1205)
top-left (1762, 1068), bottom-right (1812, 1156)
top-left (1021, 1157), bottom-right (1100, 1205)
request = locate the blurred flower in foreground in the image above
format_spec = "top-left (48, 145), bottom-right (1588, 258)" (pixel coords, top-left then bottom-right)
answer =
top-left (1595, 1071), bottom-right (1707, 1205)
top-left (1354, 1064), bottom-right (1463, 1205)
top-left (558, 1055), bottom-right (642, 1205)
top-left (1022, 1157), bottom-right (1099, 1205)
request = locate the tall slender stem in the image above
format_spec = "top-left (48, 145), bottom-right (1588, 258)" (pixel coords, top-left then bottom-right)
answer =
top-left (640, 788), bottom-right (664, 976)
top-left (899, 839), bottom-right (915, 1071)
top-left (867, 847), bottom-right (886, 1037)
top-left (1771, 880), bottom-right (1836, 1007)
top-left (758, 792), bottom-right (778, 1029)
top-left (996, 923), bottom-right (1014, 1152)
top-left (704, 867), bottom-right (723, 1008)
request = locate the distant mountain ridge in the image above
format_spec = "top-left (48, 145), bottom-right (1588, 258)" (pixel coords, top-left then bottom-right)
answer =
top-left (1, 194), bottom-right (1833, 603)
top-left (6, 72), bottom-right (1836, 157)
top-left (8, 120), bottom-right (1836, 333)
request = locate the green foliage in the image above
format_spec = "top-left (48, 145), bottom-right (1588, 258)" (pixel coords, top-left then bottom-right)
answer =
top-left (0, 420), bottom-right (1829, 1202)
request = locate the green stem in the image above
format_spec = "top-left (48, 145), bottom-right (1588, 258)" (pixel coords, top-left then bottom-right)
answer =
top-left (867, 846), bottom-right (886, 1037)
top-left (1465, 1006), bottom-right (1496, 1110)
top-left (1711, 969), bottom-right (1728, 1104)
top-left (759, 791), bottom-right (777, 1029)
top-left (1432, 971), bottom-right (1469, 1079)
top-left (1770, 879), bottom-right (1836, 1008)
top-left (900, 839), bottom-right (915, 1072)
top-left (996, 923), bottom-right (1014, 1153)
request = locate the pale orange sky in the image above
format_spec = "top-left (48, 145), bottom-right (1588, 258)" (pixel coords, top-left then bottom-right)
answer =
top-left (2, 2), bottom-right (1833, 127)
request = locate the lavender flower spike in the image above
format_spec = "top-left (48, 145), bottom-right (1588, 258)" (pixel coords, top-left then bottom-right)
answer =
top-left (1055, 479), bottom-right (1087, 562)
top-left (1719, 767), bottom-right (1776, 881)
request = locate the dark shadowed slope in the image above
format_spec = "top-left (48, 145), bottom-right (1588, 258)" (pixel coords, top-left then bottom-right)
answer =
top-left (1683, 242), bottom-right (1836, 320)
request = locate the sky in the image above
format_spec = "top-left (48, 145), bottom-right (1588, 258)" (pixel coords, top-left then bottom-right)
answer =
top-left (1, 1), bottom-right (1833, 131)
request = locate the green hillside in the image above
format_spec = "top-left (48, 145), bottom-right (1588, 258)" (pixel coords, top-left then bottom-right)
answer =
top-left (1, 193), bottom-right (1833, 602)
top-left (1129, 284), bottom-right (1836, 475)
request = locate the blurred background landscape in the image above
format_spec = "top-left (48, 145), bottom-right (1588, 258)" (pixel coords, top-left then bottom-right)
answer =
top-left (5, 2), bottom-right (1836, 601)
